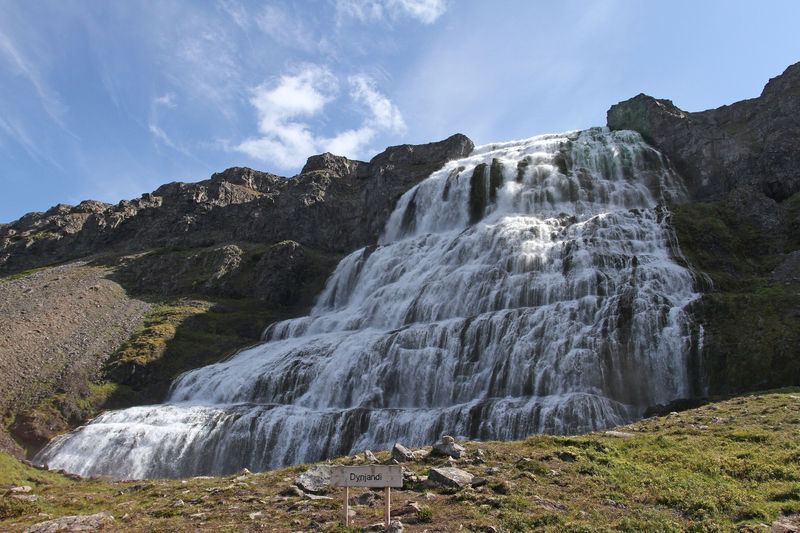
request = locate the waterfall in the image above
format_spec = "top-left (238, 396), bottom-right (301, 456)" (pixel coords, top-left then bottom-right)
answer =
top-left (35, 128), bottom-right (700, 479)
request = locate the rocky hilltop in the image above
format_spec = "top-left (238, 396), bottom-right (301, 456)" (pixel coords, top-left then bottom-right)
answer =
top-left (608, 62), bottom-right (800, 202)
top-left (0, 134), bottom-right (473, 276)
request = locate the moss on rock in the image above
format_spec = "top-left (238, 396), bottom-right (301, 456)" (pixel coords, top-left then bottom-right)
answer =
top-left (671, 192), bottom-right (800, 396)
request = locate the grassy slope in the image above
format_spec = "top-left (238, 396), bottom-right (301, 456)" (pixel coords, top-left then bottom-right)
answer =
top-left (1, 390), bottom-right (798, 532)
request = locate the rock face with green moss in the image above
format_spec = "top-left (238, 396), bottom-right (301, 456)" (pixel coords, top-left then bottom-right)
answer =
top-left (608, 62), bottom-right (800, 202)
top-left (608, 62), bottom-right (800, 398)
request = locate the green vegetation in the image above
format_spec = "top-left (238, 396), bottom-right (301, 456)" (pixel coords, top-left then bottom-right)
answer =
top-left (670, 192), bottom-right (800, 395)
top-left (2, 391), bottom-right (798, 531)
top-left (0, 265), bottom-right (56, 284)
top-left (469, 163), bottom-right (488, 223)
top-left (102, 298), bottom-right (292, 404)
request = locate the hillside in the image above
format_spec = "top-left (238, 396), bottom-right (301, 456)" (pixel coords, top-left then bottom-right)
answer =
top-left (1, 390), bottom-right (799, 532)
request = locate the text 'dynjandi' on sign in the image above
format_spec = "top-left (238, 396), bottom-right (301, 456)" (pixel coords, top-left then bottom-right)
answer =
top-left (330, 465), bottom-right (402, 488)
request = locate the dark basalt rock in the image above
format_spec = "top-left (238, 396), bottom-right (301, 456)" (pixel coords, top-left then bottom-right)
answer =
top-left (608, 62), bottom-right (800, 202)
top-left (0, 134), bottom-right (474, 278)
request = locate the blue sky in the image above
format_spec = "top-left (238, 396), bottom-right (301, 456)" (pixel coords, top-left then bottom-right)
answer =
top-left (1, 0), bottom-right (798, 223)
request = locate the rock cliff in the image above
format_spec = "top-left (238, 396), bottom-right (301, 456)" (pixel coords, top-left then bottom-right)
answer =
top-left (607, 62), bottom-right (800, 398)
top-left (608, 62), bottom-right (800, 202)
top-left (0, 134), bottom-right (473, 276)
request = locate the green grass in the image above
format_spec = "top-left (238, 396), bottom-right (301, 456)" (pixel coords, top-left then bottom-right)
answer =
top-left (102, 298), bottom-right (291, 404)
top-left (2, 390), bottom-right (798, 531)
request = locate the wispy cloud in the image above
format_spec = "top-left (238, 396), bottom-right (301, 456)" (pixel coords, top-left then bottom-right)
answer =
top-left (233, 65), bottom-right (405, 168)
top-left (256, 4), bottom-right (321, 52)
top-left (148, 93), bottom-right (192, 156)
top-left (336, 0), bottom-right (447, 24)
top-left (0, 115), bottom-right (66, 171)
top-left (154, 93), bottom-right (177, 108)
top-left (0, 30), bottom-right (69, 129)
top-left (216, 0), bottom-right (251, 30)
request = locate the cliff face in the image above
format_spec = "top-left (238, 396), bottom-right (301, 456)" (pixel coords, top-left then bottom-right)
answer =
top-left (608, 62), bottom-right (800, 398)
top-left (607, 63), bottom-right (800, 203)
top-left (0, 134), bottom-right (473, 276)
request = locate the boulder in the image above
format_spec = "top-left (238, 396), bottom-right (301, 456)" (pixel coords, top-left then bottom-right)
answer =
top-left (432, 435), bottom-right (466, 459)
top-left (392, 443), bottom-right (415, 462)
top-left (294, 465), bottom-right (330, 493)
top-left (23, 513), bottom-right (114, 533)
top-left (427, 467), bottom-right (475, 488)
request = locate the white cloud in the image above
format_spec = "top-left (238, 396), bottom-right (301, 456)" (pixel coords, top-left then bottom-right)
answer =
top-left (349, 74), bottom-right (406, 132)
top-left (234, 66), bottom-right (405, 169)
top-left (391, 0), bottom-right (447, 24)
top-left (336, 0), bottom-right (447, 24)
top-left (154, 93), bottom-right (177, 108)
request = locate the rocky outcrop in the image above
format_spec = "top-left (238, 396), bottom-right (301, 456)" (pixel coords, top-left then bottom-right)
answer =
top-left (608, 62), bottom-right (800, 202)
top-left (0, 134), bottom-right (473, 276)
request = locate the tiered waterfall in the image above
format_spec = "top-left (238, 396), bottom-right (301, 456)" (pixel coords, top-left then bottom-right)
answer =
top-left (36, 128), bottom-right (700, 479)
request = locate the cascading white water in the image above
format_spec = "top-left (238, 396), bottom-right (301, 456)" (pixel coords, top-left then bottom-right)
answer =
top-left (36, 128), bottom-right (700, 479)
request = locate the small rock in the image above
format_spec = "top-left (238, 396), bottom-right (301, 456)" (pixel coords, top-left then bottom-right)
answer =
top-left (392, 443), bottom-right (416, 462)
top-left (391, 502), bottom-right (421, 515)
top-left (514, 472), bottom-right (537, 482)
top-left (427, 467), bottom-right (475, 488)
top-left (603, 498), bottom-right (628, 509)
top-left (172, 499), bottom-right (185, 507)
top-left (486, 467), bottom-right (502, 474)
top-left (604, 430), bottom-right (635, 438)
top-left (363, 523), bottom-right (386, 532)
top-left (305, 493), bottom-right (333, 500)
top-left (189, 512), bottom-right (207, 520)
top-left (10, 485), bottom-right (33, 493)
top-left (23, 513), bottom-right (114, 533)
top-left (388, 519), bottom-right (404, 532)
top-left (532, 496), bottom-right (568, 512)
top-left (470, 476), bottom-right (488, 488)
top-left (556, 450), bottom-right (578, 462)
top-left (433, 435), bottom-right (466, 458)
top-left (280, 485), bottom-right (306, 497)
top-left (12, 494), bottom-right (39, 502)
top-left (773, 513), bottom-right (800, 533)
top-left (295, 465), bottom-right (330, 493)
top-left (352, 492), bottom-right (377, 506)
top-left (364, 450), bottom-right (378, 463)
top-left (249, 511), bottom-right (263, 520)
top-left (413, 449), bottom-right (430, 461)
top-left (240, 468), bottom-right (253, 475)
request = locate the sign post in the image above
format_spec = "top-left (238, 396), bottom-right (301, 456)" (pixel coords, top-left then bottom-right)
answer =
top-left (331, 465), bottom-right (403, 528)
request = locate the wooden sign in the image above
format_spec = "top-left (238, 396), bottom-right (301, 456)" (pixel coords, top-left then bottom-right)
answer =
top-left (331, 465), bottom-right (403, 527)
top-left (330, 465), bottom-right (403, 488)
